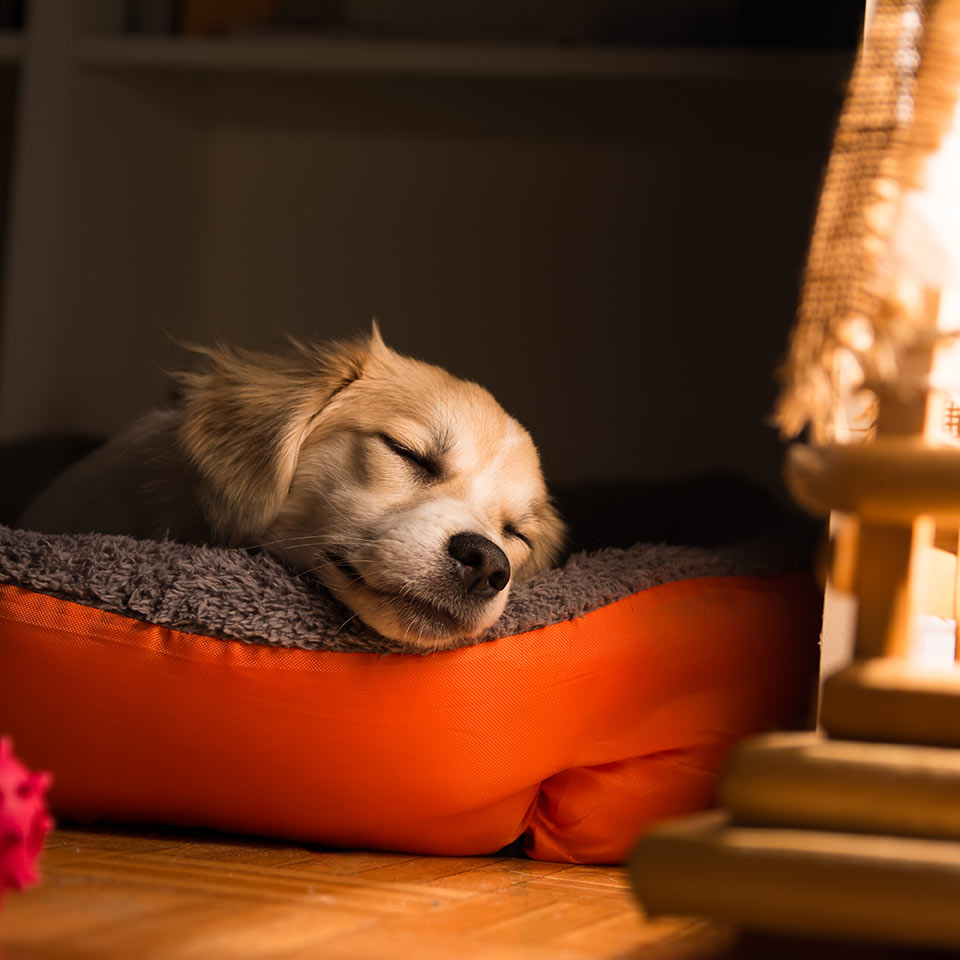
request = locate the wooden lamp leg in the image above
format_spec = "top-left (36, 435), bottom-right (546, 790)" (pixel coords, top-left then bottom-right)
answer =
top-left (849, 518), bottom-right (933, 660)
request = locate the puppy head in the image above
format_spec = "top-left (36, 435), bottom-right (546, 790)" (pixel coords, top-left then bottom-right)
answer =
top-left (177, 328), bottom-right (566, 648)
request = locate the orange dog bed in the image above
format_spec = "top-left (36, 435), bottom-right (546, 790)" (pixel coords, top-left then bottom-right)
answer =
top-left (0, 524), bottom-right (818, 863)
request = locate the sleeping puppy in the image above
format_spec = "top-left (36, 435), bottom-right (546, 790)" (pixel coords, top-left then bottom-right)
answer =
top-left (20, 327), bottom-right (566, 649)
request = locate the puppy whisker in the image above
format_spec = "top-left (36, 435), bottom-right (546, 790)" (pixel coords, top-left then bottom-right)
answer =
top-left (334, 611), bottom-right (361, 635)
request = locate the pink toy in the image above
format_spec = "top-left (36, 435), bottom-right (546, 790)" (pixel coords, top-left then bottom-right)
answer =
top-left (0, 737), bottom-right (52, 900)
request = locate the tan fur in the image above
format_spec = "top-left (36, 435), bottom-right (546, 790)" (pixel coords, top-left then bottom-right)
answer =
top-left (20, 328), bottom-right (566, 649)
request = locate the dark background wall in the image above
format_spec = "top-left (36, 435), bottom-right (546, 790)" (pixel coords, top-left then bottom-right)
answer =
top-left (0, 1), bottom-right (860, 505)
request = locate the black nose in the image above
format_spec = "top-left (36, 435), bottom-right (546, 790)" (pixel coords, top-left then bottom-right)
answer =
top-left (447, 533), bottom-right (511, 598)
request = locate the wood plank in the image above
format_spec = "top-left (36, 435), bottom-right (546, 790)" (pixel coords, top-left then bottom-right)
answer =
top-left (0, 826), bottom-right (729, 960)
top-left (721, 731), bottom-right (960, 838)
top-left (821, 658), bottom-right (960, 745)
top-left (632, 810), bottom-right (960, 949)
top-left (52, 852), bottom-right (467, 909)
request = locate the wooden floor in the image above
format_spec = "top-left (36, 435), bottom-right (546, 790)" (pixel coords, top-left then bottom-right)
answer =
top-left (0, 826), bottom-right (733, 960)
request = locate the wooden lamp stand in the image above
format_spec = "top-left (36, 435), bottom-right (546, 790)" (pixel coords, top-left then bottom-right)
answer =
top-left (631, 321), bottom-right (960, 952)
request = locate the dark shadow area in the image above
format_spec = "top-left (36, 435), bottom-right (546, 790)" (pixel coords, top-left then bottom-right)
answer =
top-left (555, 473), bottom-right (819, 556)
top-left (0, 436), bottom-right (102, 526)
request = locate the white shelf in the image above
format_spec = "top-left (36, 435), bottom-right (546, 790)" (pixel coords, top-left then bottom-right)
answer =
top-left (78, 34), bottom-right (852, 82)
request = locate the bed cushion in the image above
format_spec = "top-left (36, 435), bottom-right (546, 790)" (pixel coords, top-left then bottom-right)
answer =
top-left (0, 524), bottom-right (819, 863)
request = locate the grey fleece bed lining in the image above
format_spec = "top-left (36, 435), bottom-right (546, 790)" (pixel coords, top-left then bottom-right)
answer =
top-left (0, 525), bottom-right (807, 654)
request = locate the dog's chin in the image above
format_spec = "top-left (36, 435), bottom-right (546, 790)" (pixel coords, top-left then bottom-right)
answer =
top-left (319, 561), bottom-right (508, 649)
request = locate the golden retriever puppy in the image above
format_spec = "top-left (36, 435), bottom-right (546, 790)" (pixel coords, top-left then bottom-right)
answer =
top-left (20, 328), bottom-right (566, 648)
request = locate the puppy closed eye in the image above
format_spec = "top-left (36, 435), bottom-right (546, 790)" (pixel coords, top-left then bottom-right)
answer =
top-left (379, 433), bottom-right (440, 478)
top-left (503, 523), bottom-right (531, 547)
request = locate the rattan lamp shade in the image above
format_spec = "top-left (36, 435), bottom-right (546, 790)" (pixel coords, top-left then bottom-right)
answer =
top-left (776, 0), bottom-right (960, 445)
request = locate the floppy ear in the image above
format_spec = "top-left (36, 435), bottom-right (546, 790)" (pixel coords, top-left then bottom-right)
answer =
top-left (176, 336), bottom-right (372, 545)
